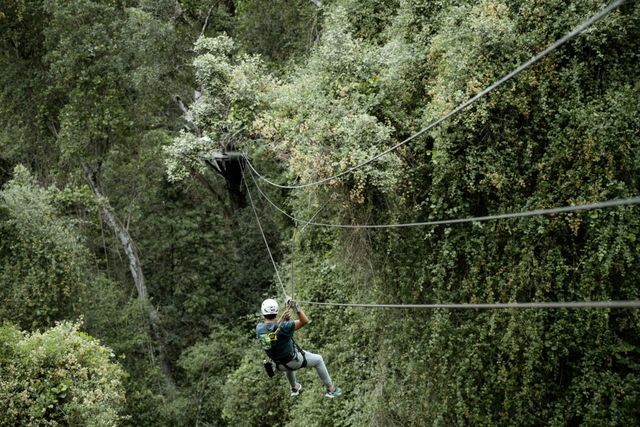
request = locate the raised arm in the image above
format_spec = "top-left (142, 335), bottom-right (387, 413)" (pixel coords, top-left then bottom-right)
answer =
top-left (292, 302), bottom-right (309, 331)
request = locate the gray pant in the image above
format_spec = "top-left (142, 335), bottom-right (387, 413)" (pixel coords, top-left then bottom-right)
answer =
top-left (276, 349), bottom-right (332, 388)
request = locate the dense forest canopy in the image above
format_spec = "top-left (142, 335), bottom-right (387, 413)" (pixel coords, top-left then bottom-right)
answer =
top-left (1, 0), bottom-right (639, 425)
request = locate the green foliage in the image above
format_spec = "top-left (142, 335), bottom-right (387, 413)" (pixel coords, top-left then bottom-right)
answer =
top-left (339, 0), bottom-right (401, 42)
top-left (0, 321), bottom-right (126, 426)
top-left (252, 5), bottom-right (422, 213)
top-left (165, 33), bottom-right (274, 181)
top-left (235, 0), bottom-right (319, 64)
top-left (2, 0), bottom-right (640, 425)
top-left (0, 166), bottom-right (89, 330)
top-left (148, 0), bottom-right (235, 39)
top-left (42, 0), bottom-right (184, 169)
top-left (172, 326), bottom-right (249, 424)
top-left (222, 346), bottom-right (290, 426)
top-left (241, 0), bottom-right (640, 425)
top-left (0, 2), bottom-right (66, 188)
top-left (80, 274), bottom-right (182, 426)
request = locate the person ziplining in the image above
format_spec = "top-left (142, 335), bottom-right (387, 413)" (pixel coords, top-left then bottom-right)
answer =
top-left (256, 298), bottom-right (342, 398)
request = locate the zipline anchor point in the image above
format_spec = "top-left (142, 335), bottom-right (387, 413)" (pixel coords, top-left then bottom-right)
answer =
top-left (202, 151), bottom-right (244, 173)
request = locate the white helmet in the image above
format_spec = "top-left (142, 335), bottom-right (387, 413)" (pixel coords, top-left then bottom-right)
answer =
top-left (261, 298), bottom-right (279, 315)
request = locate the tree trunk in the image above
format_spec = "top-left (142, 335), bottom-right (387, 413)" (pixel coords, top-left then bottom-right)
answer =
top-left (85, 168), bottom-right (174, 385)
top-left (218, 156), bottom-right (246, 212)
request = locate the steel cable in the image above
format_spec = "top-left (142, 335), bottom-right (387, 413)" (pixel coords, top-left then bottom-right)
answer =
top-left (241, 164), bottom-right (288, 298)
top-left (297, 300), bottom-right (640, 309)
top-left (240, 0), bottom-right (637, 310)
top-left (246, 167), bottom-right (640, 309)
top-left (247, 0), bottom-right (626, 190)
top-left (247, 164), bottom-right (640, 228)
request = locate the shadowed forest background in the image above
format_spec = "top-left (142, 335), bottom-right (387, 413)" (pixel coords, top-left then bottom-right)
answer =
top-left (1, 0), bottom-right (639, 425)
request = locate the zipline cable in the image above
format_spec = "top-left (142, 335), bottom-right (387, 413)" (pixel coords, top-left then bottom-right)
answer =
top-left (247, 166), bottom-right (640, 228)
top-left (290, 200), bottom-right (331, 300)
top-left (246, 0), bottom-right (626, 190)
top-left (241, 164), bottom-right (288, 299)
top-left (245, 167), bottom-right (640, 310)
top-left (299, 199), bottom-right (331, 233)
top-left (297, 300), bottom-right (640, 309)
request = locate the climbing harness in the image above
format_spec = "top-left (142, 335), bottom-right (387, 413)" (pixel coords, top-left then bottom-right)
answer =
top-left (258, 324), bottom-right (279, 351)
top-left (273, 339), bottom-right (307, 372)
top-left (257, 303), bottom-right (308, 377)
top-left (259, 326), bottom-right (307, 376)
top-left (257, 308), bottom-right (286, 350)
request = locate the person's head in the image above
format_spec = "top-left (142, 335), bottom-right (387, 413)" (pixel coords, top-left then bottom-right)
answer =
top-left (261, 298), bottom-right (278, 320)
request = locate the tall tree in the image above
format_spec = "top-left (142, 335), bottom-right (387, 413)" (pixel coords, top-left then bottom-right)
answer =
top-left (0, 166), bottom-right (88, 330)
top-left (0, 321), bottom-right (127, 425)
top-left (165, 34), bottom-right (273, 213)
top-left (40, 0), bottom-right (183, 383)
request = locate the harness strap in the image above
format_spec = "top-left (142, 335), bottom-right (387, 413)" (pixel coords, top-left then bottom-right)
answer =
top-left (274, 340), bottom-right (307, 371)
top-left (293, 338), bottom-right (307, 368)
top-left (275, 350), bottom-right (307, 371)
top-left (264, 311), bottom-right (307, 372)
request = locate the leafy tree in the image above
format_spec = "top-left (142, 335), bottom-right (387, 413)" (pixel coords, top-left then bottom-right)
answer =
top-left (235, 0), bottom-right (320, 64)
top-left (250, 5), bottom-right (420, 220)
top-left (221, 347), bottom-right (291, 426)
top-left (237, 0), bottom-right (640, 425)
top-left (0, 0), bottom-right (59, 179)
top-left (172, 326), bottom-right (249, 424)
top-left (0, 166), bottom-right (88, 330)
top-left (165, 33), bottom-right (275, 212)
top-left (0, 321), bottom-right (126, 426)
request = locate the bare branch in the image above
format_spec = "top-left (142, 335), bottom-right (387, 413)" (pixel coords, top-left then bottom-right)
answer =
top-left (171, 0), bottom-right (184, 22)
top-left (173, 95), bottom-right (200, 134)
top-left (200, 6), bottom-right (214, 37)
top-left (48, 122), bottom-right (59, 138)
top-left (83, 164), bottom-right (174, 385)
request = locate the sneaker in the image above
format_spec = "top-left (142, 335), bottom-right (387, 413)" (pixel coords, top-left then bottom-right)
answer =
top-left (291, 383), bottom-right (302, 397)
top-left (325, 386), bottom-right (342, 398)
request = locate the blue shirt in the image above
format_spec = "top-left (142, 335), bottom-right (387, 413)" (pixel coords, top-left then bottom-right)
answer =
top-left (256, 320), bottom-right (295, 361)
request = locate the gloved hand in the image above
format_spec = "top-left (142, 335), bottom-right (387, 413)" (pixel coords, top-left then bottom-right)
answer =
top-left (290, 300), bottom-right (301, 311)
top-left (285, 296), bottom-right (300, 311)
